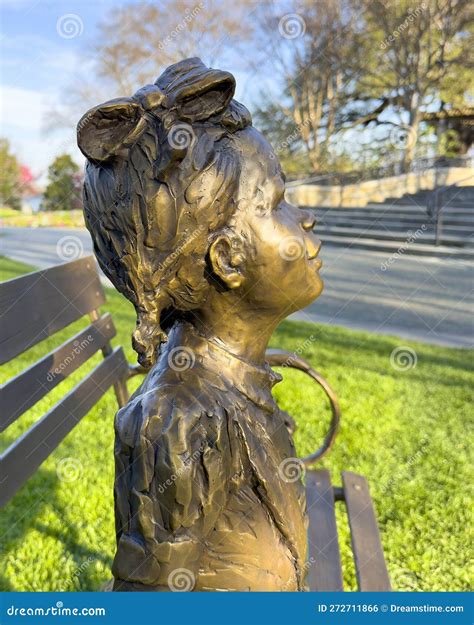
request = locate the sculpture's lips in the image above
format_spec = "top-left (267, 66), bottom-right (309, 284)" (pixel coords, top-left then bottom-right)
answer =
top-left (306, 238), bottom-right (322, 270)
top-left (306, 238), bottom-right (322, 261)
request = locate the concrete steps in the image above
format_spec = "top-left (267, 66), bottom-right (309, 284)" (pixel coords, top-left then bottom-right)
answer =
top-left (364, 203), bottom-right (474, 216)
top-left (386, 197), bottom-right (474, 208)
top-left (317, 221), bottom-right (470, 236)
top-left (320, 235), bottom-right (474, 260)
top-left (383, 185), bottom-right (474, 208)
top-left (304, 184), bottom-right (474, 256)
top-left (316, 226), bottom-right (473, 247)
top-left (311, 204), bottom-right (473, 218)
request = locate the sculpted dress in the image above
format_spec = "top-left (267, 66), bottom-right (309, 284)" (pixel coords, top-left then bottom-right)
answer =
top-left (112, 322), bottom-right (308, 591)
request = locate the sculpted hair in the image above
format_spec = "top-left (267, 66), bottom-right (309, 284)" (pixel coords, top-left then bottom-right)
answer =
top-left (77, 58), bottom-right (252, 368)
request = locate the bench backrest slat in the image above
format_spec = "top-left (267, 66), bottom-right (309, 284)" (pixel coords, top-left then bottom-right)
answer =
top-left (0, 257), bottom-right (105, 365)
top-left (1, 313), bottom-right (116, 433)
top-left (342, 471), bottom-right (391, 591)
top-left (306, 469), bottom-right (344, 591)
top-left (0, 347), bottom-right (129, 508)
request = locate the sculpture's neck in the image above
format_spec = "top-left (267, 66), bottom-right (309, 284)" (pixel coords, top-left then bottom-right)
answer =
top-left (189, 304), bottom-right (280, 367)
top-left (163, 320), bottom-right (282, 411)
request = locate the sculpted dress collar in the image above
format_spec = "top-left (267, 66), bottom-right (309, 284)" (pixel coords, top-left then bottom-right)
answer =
top-left (158, 321), bottom-right (283, 412)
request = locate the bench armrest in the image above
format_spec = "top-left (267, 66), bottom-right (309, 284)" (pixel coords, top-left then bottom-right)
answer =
top-left (265, 349), bottom-right (341, 466)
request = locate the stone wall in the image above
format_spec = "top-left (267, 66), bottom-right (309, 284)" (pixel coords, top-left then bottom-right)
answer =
top-left (286, 167), bottom-right (474, 208)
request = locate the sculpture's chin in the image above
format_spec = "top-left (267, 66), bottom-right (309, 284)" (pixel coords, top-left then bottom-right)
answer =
top-left (300, 273), bottom-right (324, 309)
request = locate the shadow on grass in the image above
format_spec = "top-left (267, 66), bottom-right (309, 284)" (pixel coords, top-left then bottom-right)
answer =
top-left (0, 467), bottom-right (112, 592)
top-left (273, 320), bottom-right (473, 381)
top-left (35, 514), bottom-right (113, 591)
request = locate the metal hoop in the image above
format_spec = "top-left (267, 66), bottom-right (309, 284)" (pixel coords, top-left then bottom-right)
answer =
top-left (266, 348), bottom-right (341, 467)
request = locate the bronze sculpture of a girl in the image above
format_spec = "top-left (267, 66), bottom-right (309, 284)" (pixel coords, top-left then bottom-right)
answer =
top-left (77, 58), bottom-right (323, 592)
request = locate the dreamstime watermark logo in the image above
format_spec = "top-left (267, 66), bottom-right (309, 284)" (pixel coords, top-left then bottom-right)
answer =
top-left (389, 124), bottom-right (418, 150)
top-left (167, 346), bottom-right (196, 372)
top-left (380, 225), bottom-right (427, 271)
top-left (391, 564), bottom-right (420, 591)
top-left (168, 567), bottom-right (195, 591)
top-left (380, 437), bottom-right (429, 495)
top-left (168, 123), bottom-right (195, 150)
top-left (279, 334), bottom-right (317, 367)
top-left (279, 235), bottom-right (305, 261)
top-left (56, 457), bottom-right (83, 483)
top-left (278, 457), bottom-right (305, 483)
top-left (157, 3), bottom-right (204, 50)
top-left (379, 4), bottom-right (426, 49)
top-left (7, 603), bottom-right (105, 617)
top-left (390, 346), bottom-right (417, 371)
top-left (157, 225), bottom-right (205, 273)
top-left (280, 556), bottom-right (315, 590)
top-left (56, 556), bottom-right (96, 591)
top-left (278, 13), bottom-right (306, 39)
top-left (157, 443), bottom-right (205, 494)
top-left (46, 335), bottom-right (95, 382)
top-left (56, 14), bottom-right (84, 39)
top-left (271, 119), bottom-right (311, 159)
top-left (56, 235), bottom-right (84, 261)
top-left (77, 111), bottom-right (95, 134)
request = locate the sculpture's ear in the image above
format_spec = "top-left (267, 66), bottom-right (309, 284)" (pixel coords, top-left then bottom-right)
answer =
top-left (77, 98), bottom-right (145, 163)
top-left (208, 234), bottom-right (244, 289)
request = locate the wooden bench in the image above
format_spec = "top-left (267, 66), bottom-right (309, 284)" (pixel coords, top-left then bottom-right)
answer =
top-left (0, 256), bottom-right (390, 591)
top-left (266, 350), bottom-right (391, 592)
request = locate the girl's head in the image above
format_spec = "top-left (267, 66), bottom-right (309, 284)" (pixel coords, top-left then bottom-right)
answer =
top-left (78, 58), bottom-right (322, 368)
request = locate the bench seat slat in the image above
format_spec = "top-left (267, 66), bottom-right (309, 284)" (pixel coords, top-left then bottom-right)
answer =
top-left (306, 469), bottom-right (344, 591)
top-left (0, 347), bottom-right (129, 508)
top-left (0, 256), bottom-right (105, 365)
top-left (0, 313), bottom-right (116, 433)
top-left (342, 471), bottom-right (391, 591)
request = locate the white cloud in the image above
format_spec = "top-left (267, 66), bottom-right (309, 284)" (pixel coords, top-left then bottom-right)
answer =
top-left (1, 84), bottom-right (84, 182)
top-left (1, 85), bottom-right (45, 129)
top-left (1, 33), bottom-right (83, 91)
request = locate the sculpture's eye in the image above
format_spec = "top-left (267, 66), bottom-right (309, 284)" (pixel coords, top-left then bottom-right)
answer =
top-left (273, 187), bottom-right (285, 210)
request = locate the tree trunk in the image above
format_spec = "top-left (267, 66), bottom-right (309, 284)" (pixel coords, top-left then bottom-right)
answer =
top-left (402, 92), bottom-right (421, 172)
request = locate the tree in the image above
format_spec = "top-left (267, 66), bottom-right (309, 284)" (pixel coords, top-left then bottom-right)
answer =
top-left (252, 0), bottom-right (361, 174)
top-left (0, 139), bottom-right (21, 210)
top-left (349, 0), bottom-right (473, 170)
top-left (53, 0), bottom-right (253, 126)
top-left (253, 0), bottom-right (473, 175)
top-left (95, 0), bottom-right (252, 91)
top-left (41, 155), bottom-right (82, 212)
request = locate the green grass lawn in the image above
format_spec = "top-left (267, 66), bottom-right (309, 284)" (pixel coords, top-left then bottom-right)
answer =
top-left (1, 256), bottom-right (472, 592)
top-left (0, 207), bottom-right (84, 228)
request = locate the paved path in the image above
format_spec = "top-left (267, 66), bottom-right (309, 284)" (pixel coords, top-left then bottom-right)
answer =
top-left (1, 227), bottom-right (473, 348)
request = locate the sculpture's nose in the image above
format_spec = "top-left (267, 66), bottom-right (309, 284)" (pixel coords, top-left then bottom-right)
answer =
top-left (301, 209), bottom-right (316, 232)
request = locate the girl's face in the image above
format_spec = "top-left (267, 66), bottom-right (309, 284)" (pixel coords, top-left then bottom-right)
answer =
top-left (232, 128), bottom-right (323, 318)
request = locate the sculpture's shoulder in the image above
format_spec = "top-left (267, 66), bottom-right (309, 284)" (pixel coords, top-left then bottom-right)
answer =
top-left (114, 362), bottom-right (229, 449)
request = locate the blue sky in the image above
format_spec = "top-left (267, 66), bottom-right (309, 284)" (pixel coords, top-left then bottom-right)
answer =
top-left (3, 1), bottom-right (467, 190)
top-left (1, 0), bottom-right (266, 184)
top-left (1, 0), bottom-right (119, 181)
